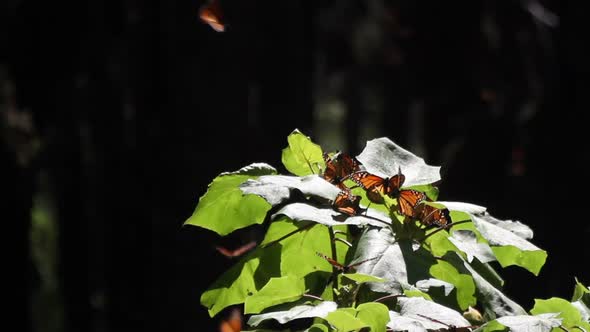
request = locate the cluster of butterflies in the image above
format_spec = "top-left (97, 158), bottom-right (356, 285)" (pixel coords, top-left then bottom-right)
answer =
top-left (323, 152), bottom-right (451, 228)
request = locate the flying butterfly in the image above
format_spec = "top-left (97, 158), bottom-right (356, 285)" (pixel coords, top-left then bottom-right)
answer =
top-left (199, 0), bottom-right (225, 32)
top-left (322, 152), bottom-right (361, 189)
top-left (413, 203), bottom-right (451, 228)
top-left (332, 190), bottom-right (362, 216)
top-left (215, 241), bottom-right (257, 258)
top-left (219, 307), bottom-right (242, 332)
top-left (350, 168), bottom-right (427, 216)
top-left (316, 252), bottom-right (381, 273)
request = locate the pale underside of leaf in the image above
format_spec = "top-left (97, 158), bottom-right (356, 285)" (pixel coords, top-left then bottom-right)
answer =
top-left (247, 301), bottom-right (338, 327)
top-left (476, 313), bottom-right (563, 332)
top-left (240, 175), bottom-right (340, 206)
top-left (393, 297), bottom-right (471, 329)
top-left (356, 137), bottom-right (441, 187)
top-left (272, 202), bottom-right (391, 227)
top-left (415, 278), bottom-right (455, 296)
top-left (449, 230), bottom-right (496, 263)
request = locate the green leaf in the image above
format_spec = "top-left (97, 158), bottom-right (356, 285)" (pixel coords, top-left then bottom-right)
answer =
top-left (281, 129), bottom-right (324, 176)
top-left (260, 217), bottom-right (302, 247)
top-left (201, 245), bottom-right (281, 317)
top-left (407, 184), bottom-right (439, 201)
top-left (429, 260), bottom-right (476, 310)
top-left (404, 289), bottom-right (433, 300)
top-left (325, 308), bottom-right (370, 332)
top-left (572, 278), bottom-right (590, 303)
top-left (491, 246), bottom-right (547, 276)
top-left (342, 273), bottom-right (386, 284)
top-left (185, 163), bottom-right (275, 235)
top-left (278, 223), bottom-right (349, 278)
top-left (245, 275), bottom-right (305, 314)
top-left (531, 298), bottom-right (590, 331)
top-left (356, 302), bottom-right (390, 332)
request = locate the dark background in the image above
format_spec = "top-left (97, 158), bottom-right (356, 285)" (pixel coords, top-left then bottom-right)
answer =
top-left (2, 0), bottom-right (589, 331)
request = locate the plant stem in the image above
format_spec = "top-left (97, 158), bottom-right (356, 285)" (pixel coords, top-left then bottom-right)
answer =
top-left (374, 294), bottom-right (404, 303)
top-left (329, 226), bottom-right (339, 297)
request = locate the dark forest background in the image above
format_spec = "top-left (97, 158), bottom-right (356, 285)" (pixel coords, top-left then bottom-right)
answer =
top-left (2, 0), bottom-right (589, 331)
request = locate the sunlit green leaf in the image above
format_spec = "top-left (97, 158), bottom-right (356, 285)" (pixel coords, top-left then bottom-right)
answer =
top-left (185, 163), bottom-right (276, 235)
top-left (245, 276), bottom-right (305, 314)
top-left (531, 298), bottom-right (590, 331)
top-left (342, 273), bottom-right (386, 284)
top-left (356, 302), bottom-right (390, 332)
top-left (491, 246), bottom-right (547, 276)
top-left (429, 259), bottom-right (476, 310)
top-left (325, 308), bottom-right (369, 331)
top-left (281, 129), bottom-right (324, 176)
top-left (201, 246), bottom-right (281, 317)
top-left (404, 289), bottom-right (433, 300)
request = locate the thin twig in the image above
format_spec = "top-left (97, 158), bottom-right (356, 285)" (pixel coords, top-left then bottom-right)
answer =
top-left (420, 220), bottom-right (471, 242)
top-left (374, 294), bottom-right (404, 303)
top-left (302, 293), bottom-right (324, 301)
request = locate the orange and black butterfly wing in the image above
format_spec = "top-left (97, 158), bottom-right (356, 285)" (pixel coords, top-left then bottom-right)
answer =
top-left (416, 204), bottom-right (451, 228)
top-left (386, 168), bottom-right (406, 195)
top-left (350, 171), bottom-right (389, 203)
top-left (333, 190), bottom-right (361, 216)
top-left (323, 153), bottom-right (360, 187)
top-left (322, 152), bottom-right (338, 184)
top-left (337, 154), bottom-right (360, 180)
top-left (397, 189), bottom-right (427, 217)
top-left (199, 0), bottom-right (225, 32)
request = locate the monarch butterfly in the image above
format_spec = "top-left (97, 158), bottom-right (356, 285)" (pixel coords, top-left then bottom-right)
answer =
top-left (332, 190), bottom-right (362, 216)
top-left (322, 152), bottom-right (361, 189)
top-left (413, 203), bottom-right (451, 228)
top-left (316, 252), bottom-right (381, 273)
top-left (215, 241), bottom-right (256, 258)
top-left (199, 0), bottom-right (225, 32)
top-left (350, 168), bottom-right (427, 217)
top-left (219, 308), bottom-right (242, 332)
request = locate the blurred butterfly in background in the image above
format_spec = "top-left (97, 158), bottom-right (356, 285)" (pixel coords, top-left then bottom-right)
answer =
top-left (322, 152), bottom-right (361, 189)
top-left (332, 190), bottom-right (362, 216)
top-left (413, 203), bottom-right (451, 228)
top-left (219, 307), bottom-right (242, 332)
top-left (316, 252), bottom-right (381, 273)
top-left (350, 168), bottom-right (427, 216)
top-left (199, 0), bottom-right (225, 32)
top-left (215, 241), bottom-right (256, 258)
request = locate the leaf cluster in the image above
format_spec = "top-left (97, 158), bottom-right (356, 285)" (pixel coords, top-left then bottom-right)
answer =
top-left (185, 129), bottom-right (589, 332)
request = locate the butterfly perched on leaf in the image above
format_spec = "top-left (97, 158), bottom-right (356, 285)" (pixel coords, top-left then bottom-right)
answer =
top-left (322, 152), bottom-right (361, 189)
top-left (413, 203), bottom-right (451, 228)
top-left (350, 168), bottom-right (427, 217)
top-left (215, 241), bottom-right (256, 258)
top-left (219, 308), bottom-right (242, 332)
top-left (332, 190), bottom-right (362, 216)
top-left (316, 252), bottom-right (380, 273)
top-left (199, 0), bottom-right (225, 32)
